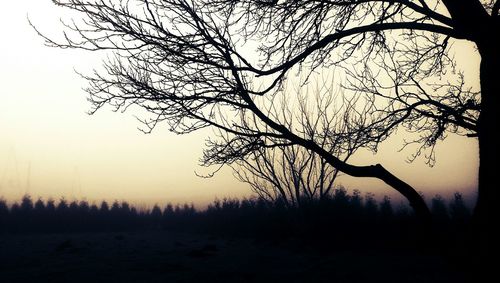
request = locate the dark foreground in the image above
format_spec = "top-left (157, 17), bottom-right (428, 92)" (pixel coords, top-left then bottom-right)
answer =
top-left (0, 231), bottom-right (472, 283)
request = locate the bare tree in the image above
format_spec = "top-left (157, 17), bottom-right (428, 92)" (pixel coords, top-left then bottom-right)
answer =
top-left (33, 1), bottom-right (498, 230)
top-left (232, 84), bottom-right (358, 207)
top-left (235, 146), bottom-right (341, 207)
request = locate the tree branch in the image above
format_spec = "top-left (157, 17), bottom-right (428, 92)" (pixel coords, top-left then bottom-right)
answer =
top-left (251, 22), bottom-right (462, 76)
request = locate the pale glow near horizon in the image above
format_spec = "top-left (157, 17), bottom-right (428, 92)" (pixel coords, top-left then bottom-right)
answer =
top-left (0, 1), bottom-right (479, 207)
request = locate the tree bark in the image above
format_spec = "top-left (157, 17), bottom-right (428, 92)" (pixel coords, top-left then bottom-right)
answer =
top-left (475, 38), bottom-right (499, 257)
top-left (443, 0), bottom-right (497, 264)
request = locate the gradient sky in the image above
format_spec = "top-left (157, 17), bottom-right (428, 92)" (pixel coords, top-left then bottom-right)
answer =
top-left (0, 1), bottom-right (480, 207)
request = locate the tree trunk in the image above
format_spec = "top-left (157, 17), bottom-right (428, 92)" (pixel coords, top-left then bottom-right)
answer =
top-left (475, 39), bottom-right (499, 257)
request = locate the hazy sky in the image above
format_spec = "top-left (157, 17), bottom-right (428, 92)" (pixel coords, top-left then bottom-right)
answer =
top-left (0, 2), bottom-right (480, 207)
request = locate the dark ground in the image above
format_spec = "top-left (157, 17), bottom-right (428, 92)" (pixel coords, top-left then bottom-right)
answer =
top-left (0, 231), bottom-right (473, 283)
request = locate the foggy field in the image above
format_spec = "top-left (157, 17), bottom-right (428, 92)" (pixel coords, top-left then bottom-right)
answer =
top-left (0, 193), bottom-right (476, 282)
top-left (0, 231), bottom-right (468, 283)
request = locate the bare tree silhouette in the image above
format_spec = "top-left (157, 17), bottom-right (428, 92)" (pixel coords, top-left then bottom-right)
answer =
top-left (232, 85), bottom-right (359, 207)
top-left (33, 1), bottom-right (497, 241)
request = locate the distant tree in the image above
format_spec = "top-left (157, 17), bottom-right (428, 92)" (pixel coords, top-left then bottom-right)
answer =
top-left (163, 203), bottom-right (174, 217)
top-left (98, 201), bottom-right (110, 230)
top-left (10, 203), bottom-right (20, 214)
top-left (431, 194), bottom-right (450, 222)
top-left (380, 196), bottom-right (394, 218)
top-left (69, 200), bottom-right (80, 211)
top-left (8, 202), bottom-right (20, 232)
top-left (333, 187), bottom-right (351, 208)
top-left (221, 198), bottom-right (239, 211)
top-left (364, 193), bottom-right (378, 216)
top-left (18, 195), bottom-right (34, 231)
top-left (32, 198), bottom-right (47, 231)
top-left (0, 198), bottom-right (9, 232)
top-left (350, 190), bottom-right (363, 211)
top-left (449, 192), bottom-right (471, 223)
top-left (0, 198), bottom-right (8, 214)
top-left (121, 201), bottom-right (131, 214)
top-left (79, 200), bottom-right (90, 213)
top-left (55, 198), bottom-right (70, 231)
top-left (89, 203), bottom-right (100, 229)
top-left (34, 198), bottom-right (46, 212)
top-left (130, 207), bottom-right (138, 217)
top-left (100, 201), bottom-right (110, 214)
top-left (57, 198), bottom-right (68, 212)
top-left (77, 200), bottom-right (91, 229)
top-left (90, 204), bottom-right (99, 214)
top-left (208, 200), bottom-right (221, 212)
top-left (20, 195), bottom-right (34, 213)
top-left (46, 198), bottom-right (56, 213)
top-left (45, 198), bottom-right (57, 231)
top-left (161, 203), bottom-right (174, 227)
top-left (240, 198), bottom-right (256, 212)
top-left (184, 203), bottom-right (196, 216)
top-left (110, 201), bottom-right (121, 213)
top-left (150, 204), bottom-right (162, 226)
top-left (68, 200), bottom-right (80, 229)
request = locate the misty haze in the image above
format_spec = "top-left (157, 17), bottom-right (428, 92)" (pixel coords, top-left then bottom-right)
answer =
top-left (0, 1), bottom-right (493, 282)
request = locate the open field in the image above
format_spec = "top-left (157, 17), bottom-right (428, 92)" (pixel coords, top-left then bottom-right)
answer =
top-left (0, 231), bottom-right (470, 283)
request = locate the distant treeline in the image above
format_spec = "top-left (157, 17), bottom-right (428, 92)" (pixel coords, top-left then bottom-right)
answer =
top-left (0, 189), bottom-right (471, 241)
